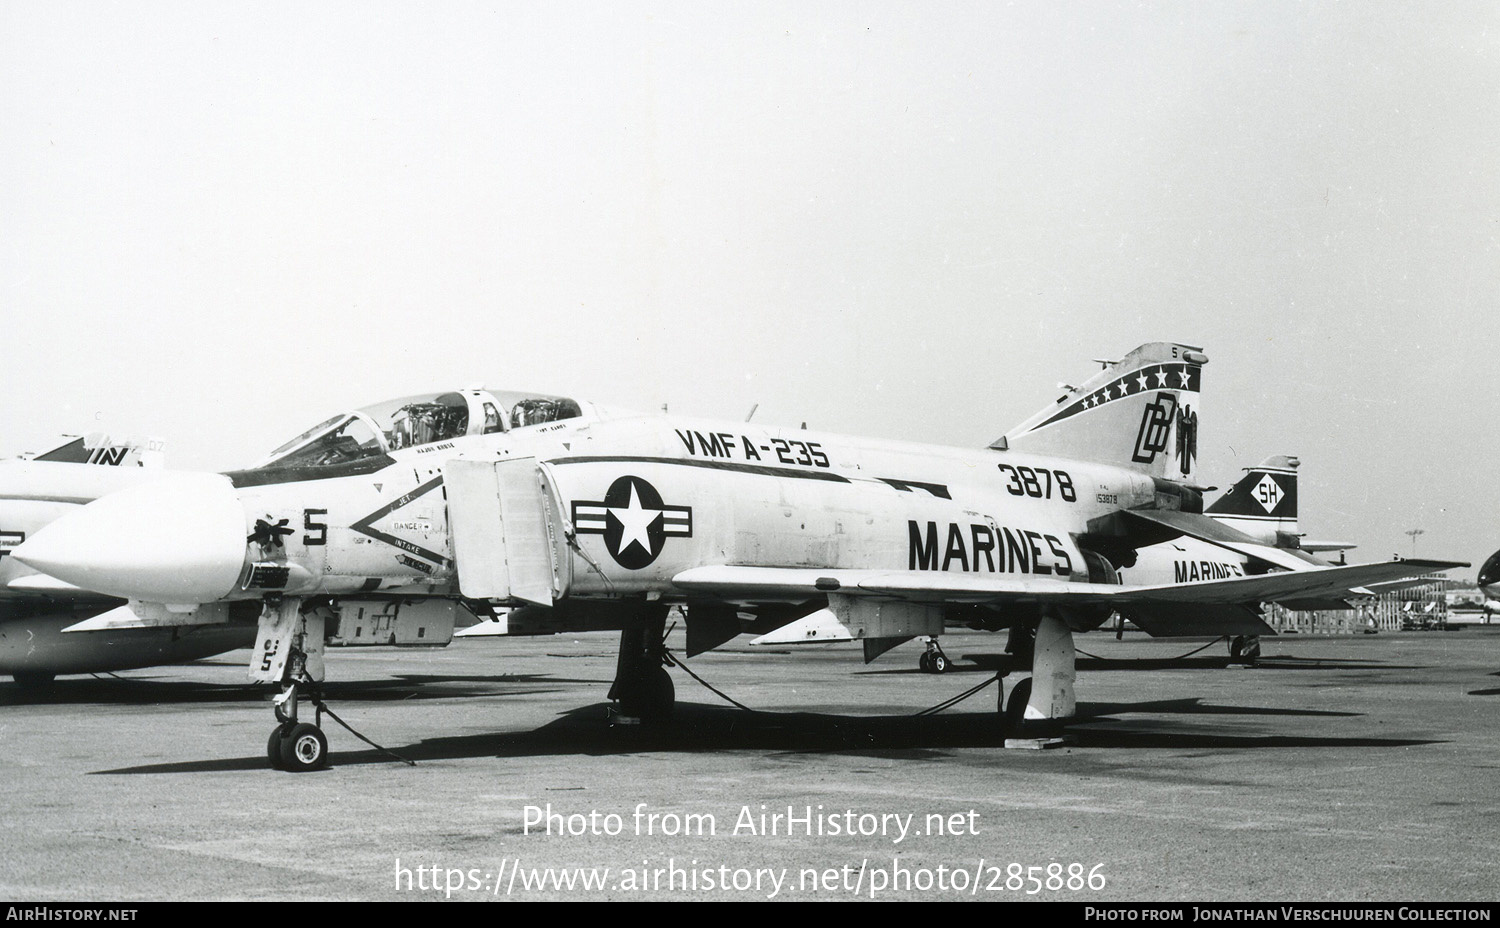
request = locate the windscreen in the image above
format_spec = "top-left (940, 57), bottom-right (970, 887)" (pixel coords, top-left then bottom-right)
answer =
top-left (255, 390), bottom-right (584, 471)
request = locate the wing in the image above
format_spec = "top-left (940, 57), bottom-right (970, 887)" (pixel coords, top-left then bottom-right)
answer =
top-left (1119, 509), bottom-right (1328, 571)
top-left (673, 558), bottom-right (1464, 606)
top-left (673, 558), bottom-right (1466, 640)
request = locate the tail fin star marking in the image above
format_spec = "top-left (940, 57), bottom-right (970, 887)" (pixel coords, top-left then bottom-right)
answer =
top-left (1029, 363), bottom-right (1200, 434)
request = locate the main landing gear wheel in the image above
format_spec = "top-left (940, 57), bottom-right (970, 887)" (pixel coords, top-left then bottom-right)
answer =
top-left (609, 603), bottom-right (676, 725)
top-left (617, 665), bottom-right (675, 722)
top-left (919, 652), bottom-right (950, 674)
top-left (919, 639), bottom-right (950, 674)
top-left (278, 722), bottom-right (329, 772)
top-left (1004, 677), bottom-right (1032, 735)
top-left (1229, 635), bottom-right (1261, 665)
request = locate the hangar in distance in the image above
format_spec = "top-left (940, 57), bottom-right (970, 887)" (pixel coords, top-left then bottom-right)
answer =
top-left (14, 344), bottom-right (1463, 770)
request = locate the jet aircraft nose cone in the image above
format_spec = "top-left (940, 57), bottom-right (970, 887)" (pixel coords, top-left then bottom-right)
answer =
top-left (1479, 549), bottom-right (1500, 598)
top-left (14, 472), bottom-right (248, 604)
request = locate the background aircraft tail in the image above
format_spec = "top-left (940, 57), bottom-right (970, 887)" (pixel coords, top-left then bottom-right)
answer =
top-left (26, 433), bottom-right (164, 468)
top-left (1205, 454), bottom-right (1300, 545)
top-left (1000, 342), bottom-right (1206, 481)
top-left (1205, 454), bottom-right (1356, 556)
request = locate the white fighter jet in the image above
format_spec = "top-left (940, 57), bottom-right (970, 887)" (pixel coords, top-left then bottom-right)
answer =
top-left (14, 346), bottom-right (1464, 770)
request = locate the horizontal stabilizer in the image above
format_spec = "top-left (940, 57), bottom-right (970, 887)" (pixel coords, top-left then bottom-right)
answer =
top-left (1276, 598), bottom-right (1357, 611)
top-left (1119, 602), bottom-right (1273, 637)
top-left (1298, 540), bottom-right (1358, 554)
top-left (1123, 510), bottom-right (1326, 571)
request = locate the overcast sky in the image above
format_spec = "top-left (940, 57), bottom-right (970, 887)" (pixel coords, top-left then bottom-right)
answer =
top-left (2, 2), bottom-right (1496, 569)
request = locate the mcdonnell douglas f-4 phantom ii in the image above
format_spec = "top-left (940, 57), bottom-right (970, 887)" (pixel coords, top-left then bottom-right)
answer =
top-left (13, 345), bottom-right (1464, 770)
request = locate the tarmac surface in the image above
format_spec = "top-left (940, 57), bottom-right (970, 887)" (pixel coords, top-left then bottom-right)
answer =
top-left (1, 627), bottom-right (1497, 902)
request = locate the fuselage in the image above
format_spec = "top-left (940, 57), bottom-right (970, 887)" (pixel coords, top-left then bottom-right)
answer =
top-left (1121, 538), bottom-right (1248, 586)
top-left (199, 414), bottom-right (1167, 605)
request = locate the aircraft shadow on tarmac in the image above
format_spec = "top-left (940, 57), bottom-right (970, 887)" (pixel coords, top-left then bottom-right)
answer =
top-left (92, 697), bottom-right (1441, 776)
top-left (858, 653), bottom-right (1426, 676)
top-left (1075, 697), bottom-right (1358, 719)
top-left (0, 673), bottom-right (609, 707)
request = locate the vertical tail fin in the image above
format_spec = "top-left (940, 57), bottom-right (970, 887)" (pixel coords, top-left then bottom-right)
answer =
top-left (1207, 454), bottom-right (1358, 557)
top-left (28, 433), bottom-right (164, 467)
top-left (1205, 455), bottom-right (1300, 545)
top-left (1000, 342), bottom-right (1206, 480)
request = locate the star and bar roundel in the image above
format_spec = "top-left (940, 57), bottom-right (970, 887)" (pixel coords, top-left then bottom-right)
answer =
top-left (571, 476), bottom-right (693, 569)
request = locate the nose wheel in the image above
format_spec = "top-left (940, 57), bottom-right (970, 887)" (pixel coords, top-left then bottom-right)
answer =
top-left (276, 722), bottom-right (329, 772)
top-left (256, 597), bottom-right (331, 771)
top-left (266, 679), bottom-right (330, 773)
top-left (267, 723), bottom-right (291, 770)
top-left (267, 695), bottom-right (329, 772)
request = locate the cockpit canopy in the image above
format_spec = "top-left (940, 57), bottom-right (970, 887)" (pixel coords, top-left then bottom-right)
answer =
top-left (254, 389), bottom-right (585, 470)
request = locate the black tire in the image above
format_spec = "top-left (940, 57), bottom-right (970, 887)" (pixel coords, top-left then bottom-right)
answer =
top-left (278, 723), bottom-right (329, 772)
top-left (1006, 623), bottom-right (1036, 665)
top-left (1241, 636), bottom-right (1261, 662)
top-left (919, 653), bottom-right (933, 674)
top-left (619, 666), bottom-right (675, 721)
top-left (931, 653), bottom-right (949, 674)
top-left (12, 672), bottom-right (55, 689)
top-left (267, 724), bottom-right (290, 771)
top-left (1004, 677), bottom-right (1033, 734)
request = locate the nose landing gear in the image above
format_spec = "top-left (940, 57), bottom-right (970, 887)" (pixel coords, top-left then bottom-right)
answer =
top-left (255, 597), bottom-right (330, 771)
